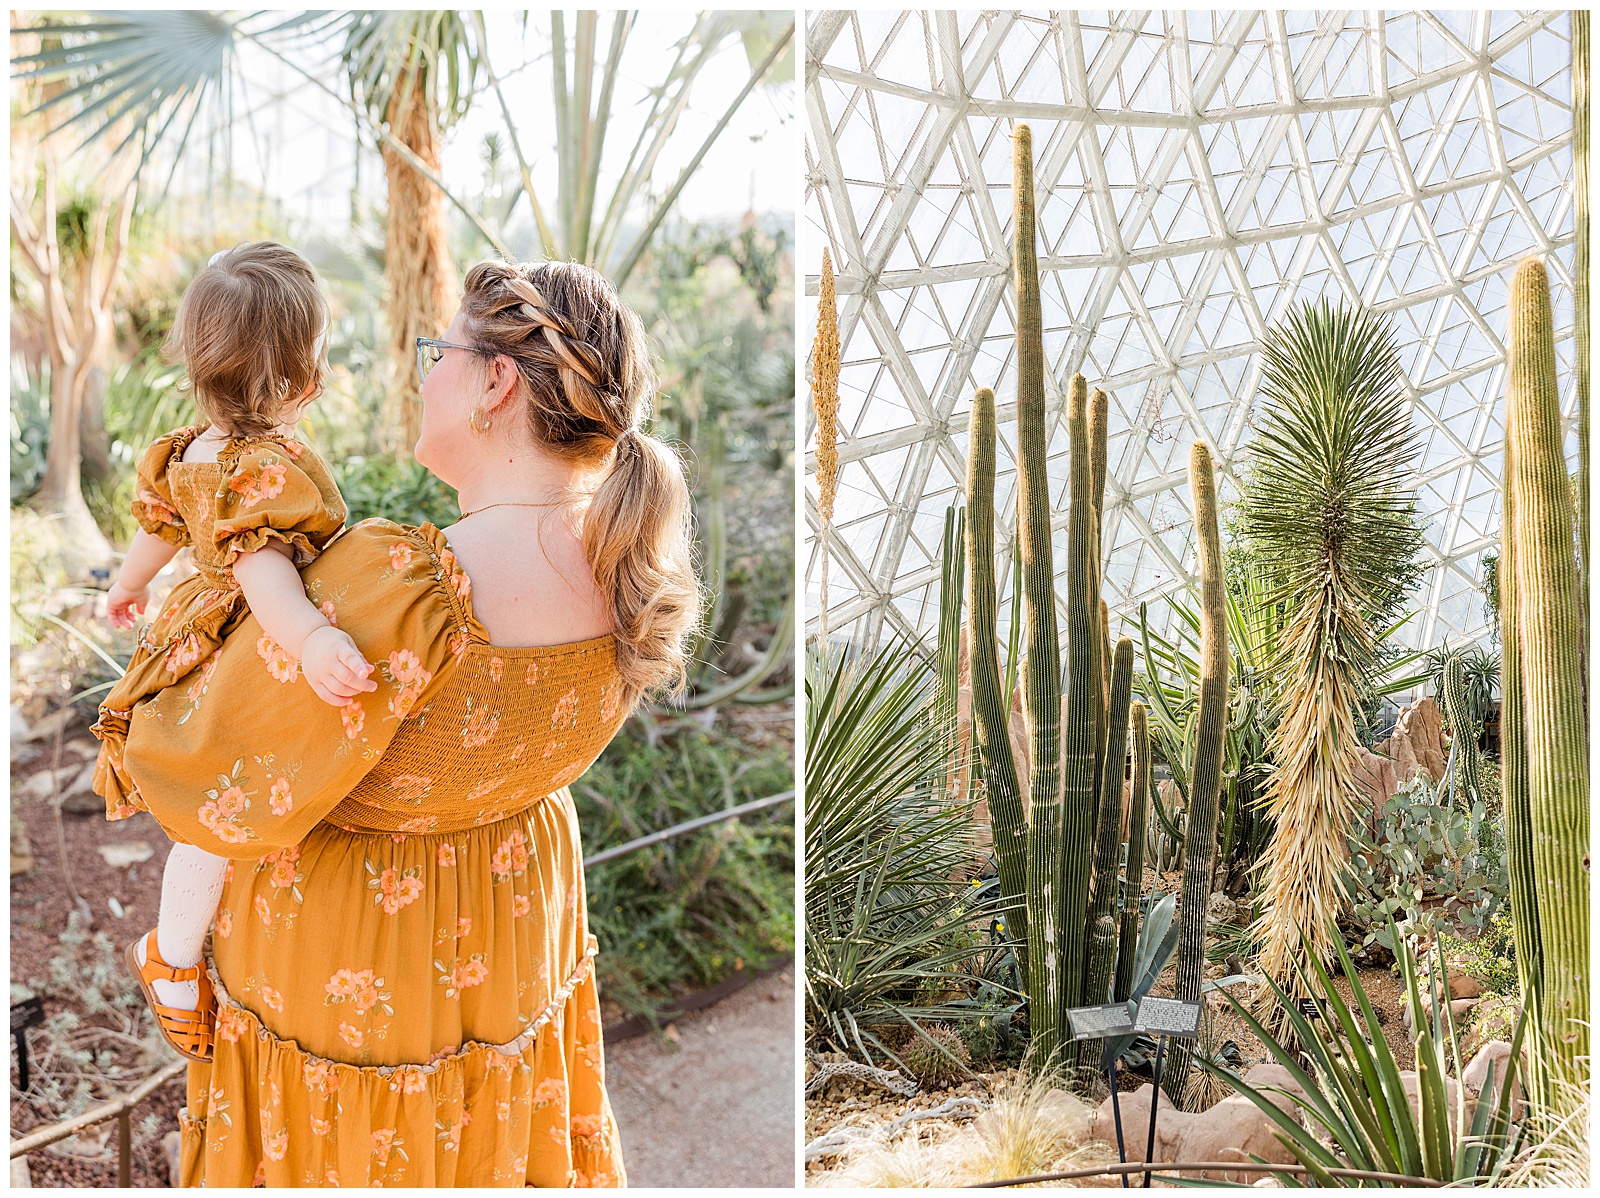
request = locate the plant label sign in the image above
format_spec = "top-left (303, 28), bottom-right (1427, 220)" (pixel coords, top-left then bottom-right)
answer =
top-left (1067, 1003), bottom-right (1135, 1040)
top-left (10, 997), bottom-right (44, 1035)
top-left (1299, 997), bottom-right (1324, 1020)
top-left (1133, 996), bottom-right (1201, 1038)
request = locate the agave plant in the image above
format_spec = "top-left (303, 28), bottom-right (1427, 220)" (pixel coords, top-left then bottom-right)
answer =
top-left (804, 638), bottom-right (1006, 1067)
top-left (1203, 924), bottom-right (1527, 1186)
top-left (1242, 299), bottom-right (1424, 997)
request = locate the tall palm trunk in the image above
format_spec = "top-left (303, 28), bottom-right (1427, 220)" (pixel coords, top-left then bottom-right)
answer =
top-left (382, 67), bottom-right (458, 457)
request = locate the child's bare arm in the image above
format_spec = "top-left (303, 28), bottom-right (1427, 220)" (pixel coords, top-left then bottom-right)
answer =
top-left (107, 531), bottom-right (183, 628)
top-left (232, 545), bottom-right (376, 705)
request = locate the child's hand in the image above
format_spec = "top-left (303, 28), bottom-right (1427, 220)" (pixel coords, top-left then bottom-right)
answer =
top-left (106, 582), bottom-right (151, 629)
top-left (300, 626), bottom-right (378, 707)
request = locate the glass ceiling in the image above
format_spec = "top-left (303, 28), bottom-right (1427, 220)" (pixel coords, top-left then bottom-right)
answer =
top-left (804, 9), bottom-right (1577, 658)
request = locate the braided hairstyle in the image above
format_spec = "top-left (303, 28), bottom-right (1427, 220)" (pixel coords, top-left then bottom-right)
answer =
top-left (458, 259), bottom-right (699, 706)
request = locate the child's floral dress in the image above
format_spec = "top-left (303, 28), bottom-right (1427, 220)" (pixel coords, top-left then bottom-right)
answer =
top-left (93, 424), bottom-right (347, 817)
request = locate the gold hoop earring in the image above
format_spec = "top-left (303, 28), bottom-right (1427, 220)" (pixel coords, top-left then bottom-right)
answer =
top-left (468, 407), bottom-right (490, 436)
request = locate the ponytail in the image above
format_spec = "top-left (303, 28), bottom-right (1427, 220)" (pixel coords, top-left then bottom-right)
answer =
top-left (584, 426), bottom-right (700, 706)
top-left (460, 259), bottom-right (702, 707)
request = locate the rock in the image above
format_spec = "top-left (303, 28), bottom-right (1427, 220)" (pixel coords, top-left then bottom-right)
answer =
top-left (97, 841), bottom-right (154, 868)
top-left (58, 762), bottom-right (104, 814)
top-left (1399, 1069), bottom-right (1470, 1123)
top-left (9, 705), bottom-right (29, 742)
top-left (10, 819), bottom-right (33, 878)
top-left (1090, 1084), bottom-right (1187, 1164)
top-left (1171, 1093), bottom-right (1302, 1182)
top-left (1462, 1040), bottom-right (1525, 1123)
top-left (21, 705), bottom-right (83, 744)
top-left (1447, 972), bottom-right (1484, 1000)
top-left (1374, 698), bottom-right (1447, 786)
top-left (1352, 746), bottom-right (1398, 817)
top-left (164, 1130), bottom-right (182, 1186)
top-left (1240, 1064), bottom-right (1312, 1118)
top-left (15, 766), bottom-right (78, 802)
top-left (1207, 892), bottom-right (1238, 926)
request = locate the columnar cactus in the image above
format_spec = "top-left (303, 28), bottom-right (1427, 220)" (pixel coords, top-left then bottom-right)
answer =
top-left (1162, 441), bottom-right (1229, 1105)
top-left (1439, 652), bottom-right (1482, 806)
top-left (1575, 9), bottom-right (1590, 639)
top-left (1012, 124), bottom-right (1068, 1063)
top-left (1503, 256), bottom-right (1589, 1103)
top-left (965, 386), bottom-right (1029, 965)
top-left (1084, 638), bottom-right (1135, 1010)
top-left (1114, 703), bottom-right (1152, 1004)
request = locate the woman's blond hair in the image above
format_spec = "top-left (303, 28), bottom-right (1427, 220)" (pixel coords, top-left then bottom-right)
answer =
top-left (165, 241), bottom-right (328, 437)
top-left (459, 259), bottom-right (699, 705)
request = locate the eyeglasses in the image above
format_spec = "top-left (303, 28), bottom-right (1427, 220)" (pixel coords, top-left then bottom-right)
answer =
top-left (415, 337), bottom-right (483, 384)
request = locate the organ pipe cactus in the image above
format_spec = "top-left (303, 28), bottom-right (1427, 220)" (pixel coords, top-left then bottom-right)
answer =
top-left (963, 124), bottom-right (1184, 1077)
top-left (1439, 652), bottom-right (1482, 806)
top-left (1012, 123), bottom-right (1069, 1063)
top-left (1084, 638), bottom-right (1135, 1013)
top-left (964, 386), bottom-right (1029, 967)
top-left (1502, 256), bottom-right (1589, 1106)
top-left (1113, 703), bottom-right (1152, 1005)
top-left (1161, 442), bottom-right (1229, 1104)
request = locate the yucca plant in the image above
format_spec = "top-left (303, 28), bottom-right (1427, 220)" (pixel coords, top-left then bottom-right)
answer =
top-left (804, 638), bottom-right (1006, 1066)
top-left (1203, 924), bottom-right (1527, 1186)
top-left (1243, 299), bottom-right (1423, 1001)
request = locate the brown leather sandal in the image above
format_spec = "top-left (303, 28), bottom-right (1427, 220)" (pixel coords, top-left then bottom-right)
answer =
top-left (125, 929), bottom-right (215, 1063)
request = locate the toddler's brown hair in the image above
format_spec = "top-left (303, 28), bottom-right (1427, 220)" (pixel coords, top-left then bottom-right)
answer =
top-left (166, 241), bottom-right (328, 437)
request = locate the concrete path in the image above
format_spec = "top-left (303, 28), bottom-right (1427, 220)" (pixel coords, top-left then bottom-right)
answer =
top-left (605, 967), bottom-right (796, 1188)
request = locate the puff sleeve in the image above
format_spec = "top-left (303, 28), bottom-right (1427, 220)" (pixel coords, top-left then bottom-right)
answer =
top-left (122, 521), bottom-right (475, 858)
top-left (129, 434), bottom-right (190, 546)
top-left (212, 439), bottom-right (347, 567)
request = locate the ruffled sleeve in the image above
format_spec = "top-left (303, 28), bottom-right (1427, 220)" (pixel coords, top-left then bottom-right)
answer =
top-left (123, 521), bottom-right (479, 859)
top-left (129, 433), bottom-right (191, 546)
top-left (212, 439), bottom-right (347, 567)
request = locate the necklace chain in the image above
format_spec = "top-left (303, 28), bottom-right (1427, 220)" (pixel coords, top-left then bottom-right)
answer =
top-left (460, 500), bottom-right (568, 517)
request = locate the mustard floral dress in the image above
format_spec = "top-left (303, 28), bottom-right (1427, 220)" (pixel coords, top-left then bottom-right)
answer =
top-left (94, 424), bottom-right (348, 818)
top-left (106, 516), bottom-right (631, 1187)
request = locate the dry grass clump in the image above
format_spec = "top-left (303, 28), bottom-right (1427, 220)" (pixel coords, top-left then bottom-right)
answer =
top-left (1504, 1071), bottom-right (1589, 1188)
top-left (811, 1070), bottom-right (1111, 1188)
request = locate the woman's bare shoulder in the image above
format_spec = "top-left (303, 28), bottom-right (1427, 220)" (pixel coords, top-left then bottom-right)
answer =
top-left (436, 515), bottom-right (612, 648)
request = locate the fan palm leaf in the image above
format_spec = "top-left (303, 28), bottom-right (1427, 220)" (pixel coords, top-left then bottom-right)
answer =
top-left (1243, 300), bottom-right (1423, 998)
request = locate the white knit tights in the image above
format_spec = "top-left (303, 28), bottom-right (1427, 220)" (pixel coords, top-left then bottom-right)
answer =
top-left (141, 842), bottom-right (228, 1010)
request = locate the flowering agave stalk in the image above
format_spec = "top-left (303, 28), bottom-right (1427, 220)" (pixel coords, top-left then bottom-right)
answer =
top-left (1244, 299), bottom-right (1422, 1005)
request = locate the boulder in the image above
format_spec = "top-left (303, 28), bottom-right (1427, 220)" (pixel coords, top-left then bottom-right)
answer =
top-left (1374, 697), bottom-right (1447, 787)
top-left (1240, 1063), bottom-right (1312, 1117)
top-left (1352, 745), bottom-right (1398, 813)
top-left (1092, 1080), bottom-right (1304, 1185)
top-left (1171, 1094), bottom-right (1301, 1182)
top-left (1090, 1084), bottom-right (1187, 1165)
top-left (1207, 892), bottom-right (1239, 926)
top-left (1462, 1040), bottom-right (1525, 1124)
top-left (1447, 972), bottom-right (1484, 1001)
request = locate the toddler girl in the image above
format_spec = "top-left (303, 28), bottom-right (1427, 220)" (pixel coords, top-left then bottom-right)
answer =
top-left (92, 242), bottom-right (376, 1061)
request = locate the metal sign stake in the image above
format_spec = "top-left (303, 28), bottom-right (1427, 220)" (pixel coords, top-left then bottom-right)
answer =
top-left (1106, 1051), bottom-right (1129, 1188)
top-left (1144, 1034), bottom-right (1167, 1189)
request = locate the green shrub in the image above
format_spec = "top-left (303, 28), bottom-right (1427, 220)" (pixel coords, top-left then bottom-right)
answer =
top-left (333, 455), bottom-right (460, 528)
top-left (575, 720), bottom-right (794, 1021)
top-left (1442, 909), bottom-right (1519, 997)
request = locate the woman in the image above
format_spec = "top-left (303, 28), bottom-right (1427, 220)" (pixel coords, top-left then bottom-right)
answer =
top-left (119, 260), bottom-right (699, 1186)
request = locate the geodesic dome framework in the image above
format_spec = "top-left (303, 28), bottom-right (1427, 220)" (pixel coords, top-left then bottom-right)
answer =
top-left (804, 9), bottom-right (1577, 657)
